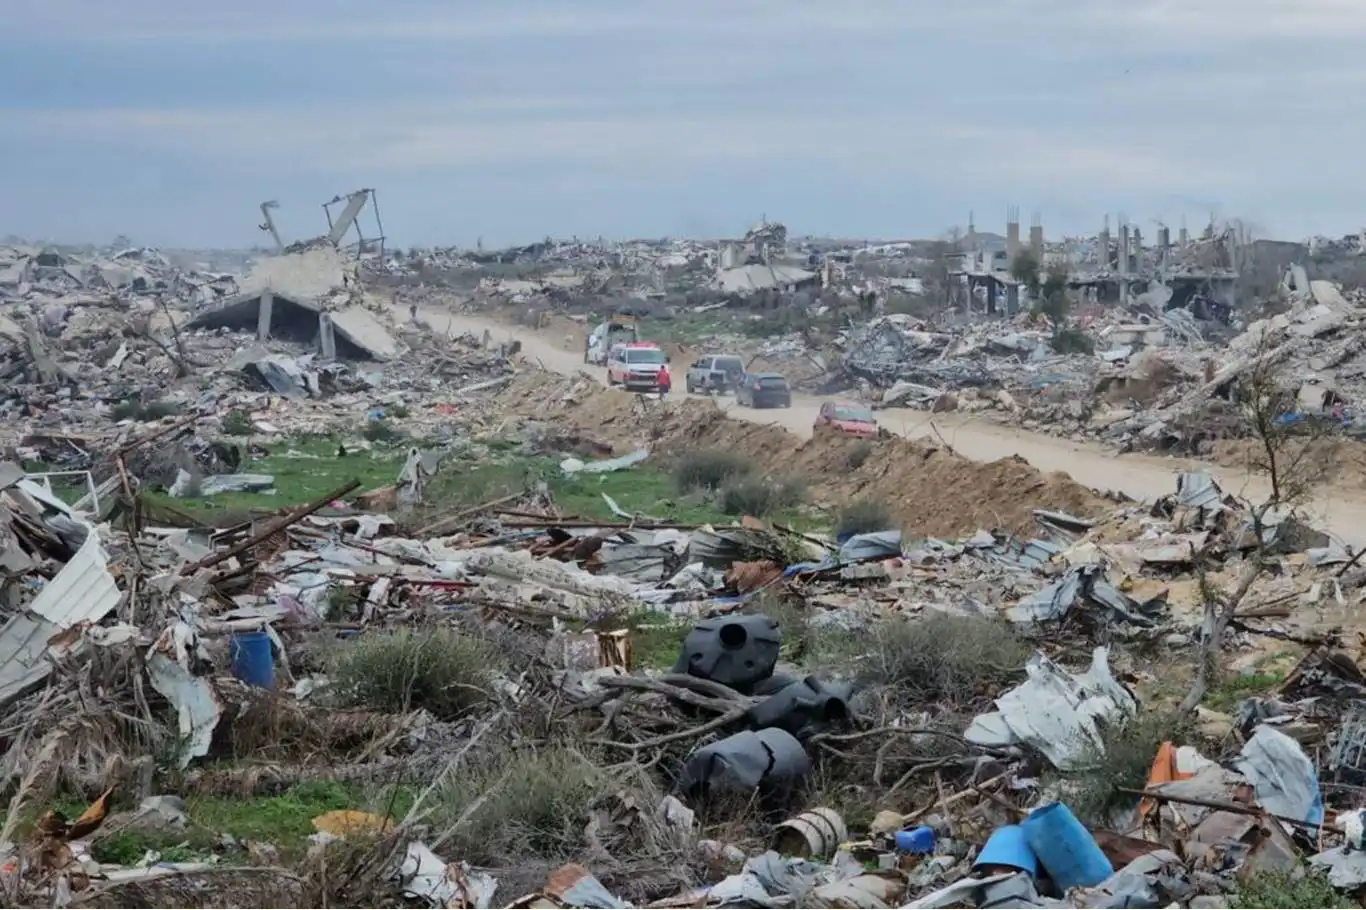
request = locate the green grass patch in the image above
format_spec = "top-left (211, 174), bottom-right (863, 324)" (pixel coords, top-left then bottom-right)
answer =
top-left (555, 459), bottom-right (749, 525)
top-left (139, 435), bottom-right (819, 531)
top-left (1232, 870), bottom-right (1354, 908)
top-left (608, 610), bottom-right (690, 670)
top-left (70, 780), bottom-right (414, 865)
top-left (143, 436), bottom-right (406, 515)
top-left (635, 313), bottom-right (738, 344)
top-left (1205, 671), bottom-right (1285, 713)
top-left (1204, 652), bottom-right (1294, 713)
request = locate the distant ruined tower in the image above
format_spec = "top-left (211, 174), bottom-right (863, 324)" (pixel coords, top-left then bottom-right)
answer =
top-left (1005, 205), bottom-right (1021, 262)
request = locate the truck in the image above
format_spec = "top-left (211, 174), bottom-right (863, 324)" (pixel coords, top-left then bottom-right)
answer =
top-left (684, 354), bottom-right (746, 394)
top-left (584, 315), bottom-right (640, 366)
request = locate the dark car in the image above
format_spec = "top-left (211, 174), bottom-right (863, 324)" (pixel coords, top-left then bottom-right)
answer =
top-left (736, 372), bottom-right (791, 408)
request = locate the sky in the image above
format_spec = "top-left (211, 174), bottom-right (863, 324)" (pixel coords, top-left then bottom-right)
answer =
top-left (3, 0), bottom-right (1365, 249)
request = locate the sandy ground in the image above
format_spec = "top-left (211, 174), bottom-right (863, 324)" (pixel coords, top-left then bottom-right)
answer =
top-left (410, 301), bottom-right (1366, 547)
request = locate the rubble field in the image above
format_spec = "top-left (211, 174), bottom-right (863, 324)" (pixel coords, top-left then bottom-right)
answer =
top-left (8, 227), bottom-right (1366, 909)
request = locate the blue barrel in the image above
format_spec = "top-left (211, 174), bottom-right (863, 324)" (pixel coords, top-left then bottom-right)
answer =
top-left (894, 825), bottom-right (936, 854)
top-left (229, 630), bottom-right (275, 689)
top-left (973, 825), bottom-right (1038, 876)
top-left (1021, 802), bottom-right (1112, 890)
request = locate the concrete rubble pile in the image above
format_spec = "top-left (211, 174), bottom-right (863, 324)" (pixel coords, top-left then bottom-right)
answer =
top-left (0, 243), bottom-right (243, 317)
top-left (850, 272), bottom-right (1366, 462)
top-left (1088, 273), bottom-right (1366, 453)
top-left (0, 329), bottom-right (1362, 907)
top-left (8, 226), bottom-right (1366, 906)
top-left (838, 314), bottom-right (1098, 413)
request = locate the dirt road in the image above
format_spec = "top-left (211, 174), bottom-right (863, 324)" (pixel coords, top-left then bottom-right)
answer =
top-left (427, 307), bottom-right (1366, 546)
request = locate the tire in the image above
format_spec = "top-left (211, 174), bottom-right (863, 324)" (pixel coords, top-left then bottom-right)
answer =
top-left (686, 379), bottom-right (694, 394)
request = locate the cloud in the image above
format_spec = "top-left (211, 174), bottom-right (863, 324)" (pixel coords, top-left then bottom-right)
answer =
top-left (1078, 0), bottom-right (1366, 41)
top-left (10, 0), bottom-right (963, 43)
top-left (5, 101), bottom-right (1225, 197)
top-left (3, 0), bottom-right (1365, 245)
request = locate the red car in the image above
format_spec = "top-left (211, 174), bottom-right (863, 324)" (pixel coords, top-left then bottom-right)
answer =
top-left (814, 401), bottom-right (877, 438)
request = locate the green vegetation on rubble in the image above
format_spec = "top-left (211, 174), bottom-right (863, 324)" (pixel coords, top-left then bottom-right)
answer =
top-left (329, 627), bottom-right (505, 719)
top-left (114, 433), bottom-right (815, 528)
top-left (1046, 710), bottom-right (1195, 827)
top-left (43, 781), bottom-right (414, 865)
top-left (1232, 870), bottom-right (1355, 908)
top-left (143, 436), bottom-right (406, 515)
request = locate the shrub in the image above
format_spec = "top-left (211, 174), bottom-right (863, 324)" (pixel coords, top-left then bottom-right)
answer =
top-left (1050, 710), bottom-right (1192, 826)
top-left (835, 498), bottom-right (894, 537)
top-left (221, 409), bottom-right (253, 436)
top-left (431, 748), bottom-right (611, 864)
top-left (843, 440), bottom-right (875, 470)
top-left (111, 396), bottom-right (181, 421)
top-left (861, 614), bottom-right (1030, 702)
top-left (329, 628), bottom-right (503, 719)
top-left (1052, 326), bottom-right (1094, 355)
top-left (719, 476), bottom-right (804, 517)
top-left (142, 399), bottom-right (181, 420)
top-left (673, 450), bottom-right (751, 493)
top-left (361, 419), bottom-right (400, 442)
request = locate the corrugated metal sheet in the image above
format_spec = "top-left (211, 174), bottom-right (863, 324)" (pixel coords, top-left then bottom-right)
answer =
top-left (0, 613), bottom-right (64, 705)
top-left (28, 528), bottom-right (120, 629)
top-left (0, 526), bottom-right (121, 708)
top-left (1176, 472), bottom-right (1224, 511)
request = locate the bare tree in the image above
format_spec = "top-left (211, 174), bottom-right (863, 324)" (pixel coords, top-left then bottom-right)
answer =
top-left (1181, 329), bottom-right (1336, 710)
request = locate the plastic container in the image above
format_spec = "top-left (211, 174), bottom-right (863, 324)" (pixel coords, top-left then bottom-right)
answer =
top-left (679, 728), bottom-right (810, 796)
top-left (229, 630), bottom-right (276, 689)
top-left (1021, 802), bottom-right (1112, 890)
top-left (772, 808), bottom-right (847, 858)
top-left (972, 824), bottom-right (1038, 876)
top-left (746, 676), bottom-right (852, 736)
top-left (894, 825), bottom-right (936, 854)
top-left (672, 614), bottom-right (780, 692)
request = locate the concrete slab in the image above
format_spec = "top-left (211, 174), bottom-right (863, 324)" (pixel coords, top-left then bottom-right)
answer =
top-left (330, 306), bottom-right (397, 359)
top-left (240, 247), bottom-right (345, 301)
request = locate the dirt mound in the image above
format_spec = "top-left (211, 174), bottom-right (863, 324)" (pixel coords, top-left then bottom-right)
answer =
top-left (497, 370), bottom-right (1112, 537)
top-left (786, 431), bottom-right (1110, 537)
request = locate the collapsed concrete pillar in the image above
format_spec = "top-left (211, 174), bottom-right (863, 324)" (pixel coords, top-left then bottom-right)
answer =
top-left (1005, 205), bottom-right (1021, 263)
top-left (257, 291), bottom-right (274, 341)
top-left (318, 313), bottom-right (336, 360)
top-left (24, 323), bottom-right (60, 384)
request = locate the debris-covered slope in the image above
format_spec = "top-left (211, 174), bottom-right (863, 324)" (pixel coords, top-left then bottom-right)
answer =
top-left (498, 371), bottom-right (1113, 537)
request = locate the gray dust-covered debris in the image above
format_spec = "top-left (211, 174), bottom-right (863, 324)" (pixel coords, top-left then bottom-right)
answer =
top-left (7, 208), bottom-right (1366, 908)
